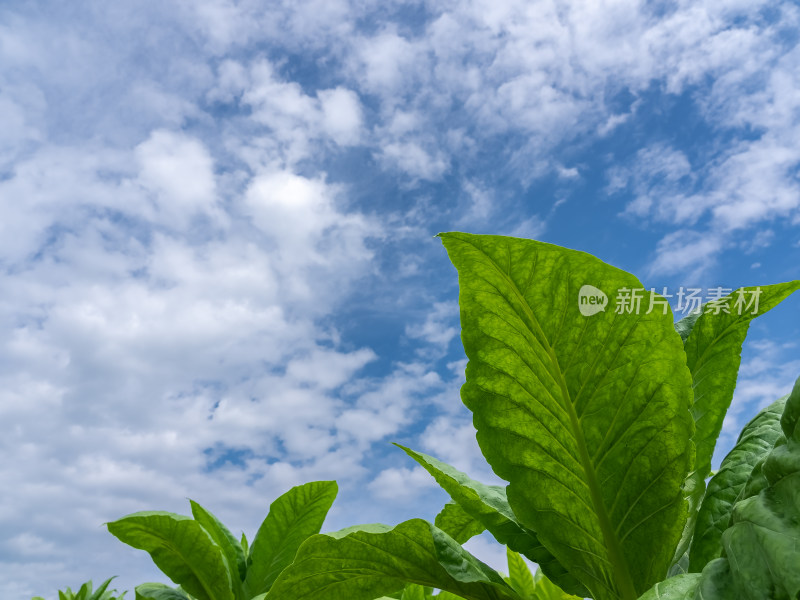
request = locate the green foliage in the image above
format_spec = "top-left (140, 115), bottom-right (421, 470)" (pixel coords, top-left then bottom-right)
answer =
top-left (434, 501), bottom-right (486, 545)
top-left (639, 374), bottom-right (800, 599)
top-left (96, 232), bottom-right (800, 600)
top-left (243, 480), bottom-right (337, 598)
top-left (669, 282), bottom-right (800, 570)
top-left (267, 518), bottom-right (519, 600)
top-left (387, 548), bottom-right (581, 600)
top-left (267, 233), bottom-right (798, 600)
top-left (33, 577), bottom-right (126, 600)
top-left (687, 394), bottom-right (787, 571)
top-left (107, 481), bottom-right (337, 600)
top-left (134, 583), bottom-right (192, 600)
top-left (398, 445), bottom-right (586, 597)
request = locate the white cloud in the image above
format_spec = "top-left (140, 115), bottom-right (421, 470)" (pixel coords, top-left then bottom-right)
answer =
top-left (509, 215), bottom-right (547, 240)
top-left (0, 85), bottom-right (44, 167)
top-left (350, 28), bottom-right (427, 100)
top-left (378, 140), bottom-right (450, 181)
top-left (242, 170), bottom-right (376, 307)
top-left (318, 87), bottom-right (364, 146)
top-left (0, 133), bottom-right (380, 599)
top-left (617, 144), bottom-right (695, 223)
top-left (368, 466), bottom-right (437, 502)
top-left (286, 348), bottom-right (377, 390)
top-left (336, 362), bottom-right (443, 449)
top-left (458, 180), bottom-right (493, 224)
top-left (647, 229), bottom-right (723, 279)
top-left (235, 59), bottom-right (366, 165)
top-left (406, 301), bottom-right (458, 352)
top-left (135, 130), bottom-right (220, 228)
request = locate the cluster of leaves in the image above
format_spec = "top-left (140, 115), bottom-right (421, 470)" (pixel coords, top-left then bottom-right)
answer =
top-left (33, 577), bottom-right (126, 600)
top-left (105, 480), bottom-right (337, 600)
top-left (35, 233), bottom-right (800, 600)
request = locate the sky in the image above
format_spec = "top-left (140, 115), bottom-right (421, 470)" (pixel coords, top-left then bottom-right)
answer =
top-left (1, 0), bottom-right (799, 597)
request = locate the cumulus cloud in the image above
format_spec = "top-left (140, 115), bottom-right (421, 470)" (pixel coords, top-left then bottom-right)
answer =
top-left (406, 301), bottom-right (458, 352)
top-left (135, 130), bottom-right (221, 227)
top-left (368, 466), bottom-right (437, 502)
top-left (232, 59), bottom-right (366, 165)
top-left (647, 229), bottom-right (723, 279)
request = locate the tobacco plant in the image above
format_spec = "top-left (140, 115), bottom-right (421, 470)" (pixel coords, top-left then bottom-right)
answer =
top-left (106, 481), bottom-right (337, 600)
top-left (32, 577), bottom-right (127, 600)
top-left (263, 233), bottom-right (800, 600)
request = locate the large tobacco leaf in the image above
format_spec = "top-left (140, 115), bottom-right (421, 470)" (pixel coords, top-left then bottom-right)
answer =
top-left (639, 374), bottom-right (800, 599)
top-left (266, 518), bottom-right (522, 600)
top-left (670, 282), bottom-right (800, 567)
top-left (398, 445), bottom-right (586, 597)
top-left (440, 232), bottom-right (694, 600)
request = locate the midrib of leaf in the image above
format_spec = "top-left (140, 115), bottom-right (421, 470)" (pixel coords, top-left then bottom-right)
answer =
top-left (485, 255), bottom-right (638, 600)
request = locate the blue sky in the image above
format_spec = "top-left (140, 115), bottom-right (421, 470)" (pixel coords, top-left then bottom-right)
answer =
top-left (1, 1), bottom-right (800, 597)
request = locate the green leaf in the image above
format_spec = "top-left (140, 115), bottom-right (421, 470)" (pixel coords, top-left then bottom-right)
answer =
top-left (637, 572), bottom-right (702, 600)
top-left (107, 511), bottom-right (233, 600)
top-left (400, 584), bottom-right (427, 600)
top-left (90, 578), bottom-right (125, 600)
top-left (506, 549), bottom-right (535, 598)
top-left (681, 285), bottom-right (800, 465)
top-left (398, 446), bottom-right (587, 598)
top-left (721, 383), bottom-right (800, 597)
top-left (688, 394), bottom-right (787, 572)
top-left (243, 480), bottom-right (337, 598)
top-left (432, 592), bottom-right (464, 600)
top-left (91, 578), bottom-right (116, 600)
top-left (673, 310), bottom-right (701, 344)
top-left (189, 500), bottom-right (246, 598)
top-left (671, 282), bottom-right (800, 566)
top-left (640, 375), bottom-right (800, 599)
top-left (134, 583), bottom-right (193, 600)
top-left (440, 232), bottom-right (694, 600)
top-left (266, 518), bottom-right (521, 600)
top-left (530, 571), bottom-right (581, 600)
top-left (240, 533), bottom-right (249, 558)
top-left (75, 582), bottom-right (90, 600)
top-left (505, 550), bottom-right (581, 600)
top-left (434, 501), bottom-right (486, 544)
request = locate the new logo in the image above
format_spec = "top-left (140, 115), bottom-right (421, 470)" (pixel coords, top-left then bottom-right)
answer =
top-left (578, 284), bottom-right (608, 316)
